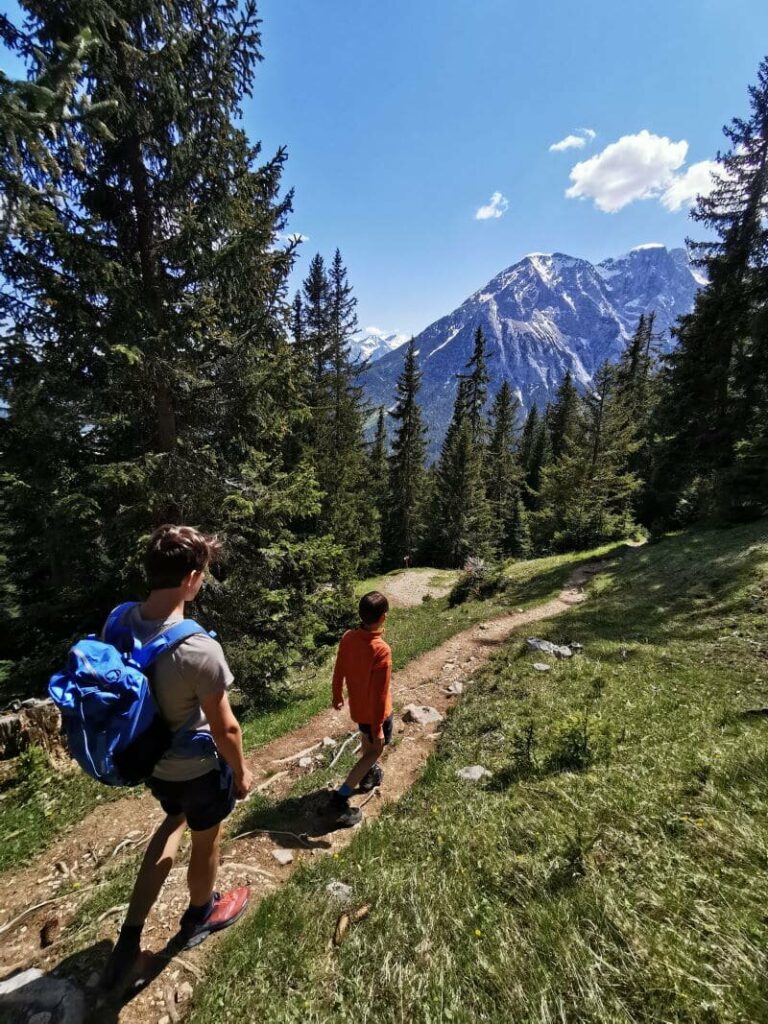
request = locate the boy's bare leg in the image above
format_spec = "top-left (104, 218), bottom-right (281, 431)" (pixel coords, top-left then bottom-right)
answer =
top-left (124, 812), bottom-right (187, 927)
top-left (343, 733), bottom-right (385, 792)
top-left (187, 821), bottom-right (223, 906)
top-left (103, 812), bottom-right (186, 988)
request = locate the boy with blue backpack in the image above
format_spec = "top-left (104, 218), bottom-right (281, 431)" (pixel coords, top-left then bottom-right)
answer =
top-left (52, 524), bottom-right (253, 990)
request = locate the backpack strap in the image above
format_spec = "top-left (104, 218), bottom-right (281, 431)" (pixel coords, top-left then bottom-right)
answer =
top-left (137, 619), bottom-right (209, 670)
top-left (103, 601), bottom-right (140, 649)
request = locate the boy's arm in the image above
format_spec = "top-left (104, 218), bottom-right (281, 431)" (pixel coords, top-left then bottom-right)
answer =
top-left (332, 639), bottom-right (346, 710)
top-left (201, 690), bottom-right (253, 799)
top-left (369, 646), bottom-right (392, 740)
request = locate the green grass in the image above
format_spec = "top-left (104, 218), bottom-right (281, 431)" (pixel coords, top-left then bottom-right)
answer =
top-left (0, 747), bottom-right (126, 874)
top-left (190, 520), bottom-right (768, 1024)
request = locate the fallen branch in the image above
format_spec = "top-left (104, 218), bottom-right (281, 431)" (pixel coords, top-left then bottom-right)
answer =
top-left (219, 861), bottom-right (277, 880)
top-left (271, 741), bottom-right (323, 766)
top-left (0, 883), bottom-right (101, 937)
top-left (254, 770), bottom-right (288, 793)
top-left (328, 732), bottom-right (358, 770)
top-left (232, 828), bottom-right (311, 848)
top-left (96, 903), bottom-right (128, 925)
top-left (110, 831), bottom-right (150, 858)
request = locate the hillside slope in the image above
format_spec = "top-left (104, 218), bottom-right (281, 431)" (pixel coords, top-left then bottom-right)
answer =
top-left (192, 520), bottom-right (768, 1024)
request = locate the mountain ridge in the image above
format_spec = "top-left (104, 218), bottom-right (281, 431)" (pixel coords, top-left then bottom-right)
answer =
top-left (362, 244), bottom-right (702, 455)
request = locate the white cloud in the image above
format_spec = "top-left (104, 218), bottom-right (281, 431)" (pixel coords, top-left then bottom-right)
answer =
top-left (549, 128), bottom-right (597, 152)
top-left (565, 130), bottom-right (688, 212)
top-left (475, 191), bottom-right (509, 220)
top-left (661, 159), bottom-right (719, 211)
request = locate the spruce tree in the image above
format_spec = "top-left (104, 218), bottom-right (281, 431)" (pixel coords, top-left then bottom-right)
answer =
top-left (485, 381), bottom-right (522, 556)
top-left (384, 340), bottom-right (429, 567)
top-left (0, 0), bottom-right (351, 696)
top-left (537, 363), bottom-right (640, 549)
top-left (548, 371), bottom-right (580, 460)
top-left (434, 377), bottom-right (493, 567)
top-left (368, 407), bottom-right (388, 568)
top-left (509, 495), bottom-right (532, 560)
top-left (654, 57), bottom-right (768, 520)
top-left (461, 326), bottom-right (491, 443)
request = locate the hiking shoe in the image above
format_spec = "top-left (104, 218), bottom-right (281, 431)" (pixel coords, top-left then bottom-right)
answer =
top-left (358, 763), bottom-right (383, 793)
top-left (328, 790), bottom-right (363, 827)
top-left (179, 887), bottom-right (250, 950)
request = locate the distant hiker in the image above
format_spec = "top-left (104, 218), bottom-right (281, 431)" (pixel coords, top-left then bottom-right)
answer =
top-left (102, 524), bottom-right (253, 991)
top-left (403, 554), bottom-right (411, 569)
top-left (330, 591), bottom-right (392, 826)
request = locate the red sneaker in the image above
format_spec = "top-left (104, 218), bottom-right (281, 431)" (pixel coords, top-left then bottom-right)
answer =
top-left (180, 887), bottom-right (250, 949)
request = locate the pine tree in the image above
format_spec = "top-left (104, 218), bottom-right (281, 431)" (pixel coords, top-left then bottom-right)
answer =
top-left (434, 376), bottom-right (493, 567)
top-left (536, 363), bottom-right (640, 550)
top-left (461, 326), bottom-right (491, 443)
top-left (485, 381), bottom-right (522, 556)
top-left (548, 371), bottom-right (580, 461)
top-left (508, 495), bottom-right (532, 560)
top-left (368, 407), bottom-right (388, 568)
top-left (384, 340), bottom-right (429, 567)
top-left (654, 57), bottom-right (768, 520)
top-left (0, 0), bottom-right (351, 697)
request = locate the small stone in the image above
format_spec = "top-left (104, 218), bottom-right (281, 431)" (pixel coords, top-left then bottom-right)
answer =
top-left (54, 861), bottom-right (68, 876)
top-left (28, 1014), bottom-right (52, 1024)
top-left (298, 756), bottom-right (313, 769)
top-left (326, 880), bottom-right (353, 902)
top-left (85, 972), bottom-right (101, 990)
top-left (570, 642), bottom-right (584, 652)
top-left (176, 982), bottom-right (194, 1003)
top-left (271, 849), bottom-right (294, 866)
top-left (445, 681), bottom-right (464, 696)
top-left (477, 623), bottom-right (489, 631)
top-left (402, 704), bottom-right (444, 726)
top-left (0, 969), bottom-right (43, 996)
top-left (322, 736), bottom-right (337, 748)
top-left (158, 1016), bottom-right (171, 1024)
top-left (456, 765), bottom-right (492, 782)
top-left (533, 663), bottom-right (551, 672)
top-left (526, 638), bottom-right (572, 659)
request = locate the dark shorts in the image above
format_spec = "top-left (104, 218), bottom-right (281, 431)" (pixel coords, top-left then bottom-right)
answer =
top-left (148, 761), bottom-right (235, 832)
top-left (358, 712), bottom-right (394, 745)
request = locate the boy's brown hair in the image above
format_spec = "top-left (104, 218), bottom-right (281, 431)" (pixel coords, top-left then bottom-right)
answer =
top-left (359, 590), bottom-right (389, 626)
top-left (144, 524), bottom-right (223, 590)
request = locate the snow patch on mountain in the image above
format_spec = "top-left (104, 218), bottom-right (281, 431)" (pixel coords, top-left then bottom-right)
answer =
top-left (350, 327), bottom-right (409, 364)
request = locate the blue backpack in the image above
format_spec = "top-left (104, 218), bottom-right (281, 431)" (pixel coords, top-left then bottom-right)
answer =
top-left (49, 601), bottom-right (215, 787)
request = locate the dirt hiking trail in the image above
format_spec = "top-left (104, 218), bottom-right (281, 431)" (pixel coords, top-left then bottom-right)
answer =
top-left (0, 559), bottom-right (608, 1023)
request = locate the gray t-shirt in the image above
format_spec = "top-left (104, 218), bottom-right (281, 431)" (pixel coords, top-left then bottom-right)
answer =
top-left (118, 606), bottom-right (234, 783)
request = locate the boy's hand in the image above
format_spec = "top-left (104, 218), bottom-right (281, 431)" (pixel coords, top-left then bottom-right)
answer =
top-left (234, 767), bottom-right (254, 799)
top-left (333, 699), bottom-right (344, 711)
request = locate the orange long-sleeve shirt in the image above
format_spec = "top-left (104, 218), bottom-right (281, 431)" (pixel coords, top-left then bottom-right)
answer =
top-left (332, 628), bottom-right (392, 734)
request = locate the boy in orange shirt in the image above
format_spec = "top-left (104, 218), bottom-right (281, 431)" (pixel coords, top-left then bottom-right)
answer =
top-left (330, 591), bottom-right (393, 826)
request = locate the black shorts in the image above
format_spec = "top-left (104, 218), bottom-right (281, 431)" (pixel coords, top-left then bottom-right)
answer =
top-left (148, 761), bottom-right (235, 832)
top-left (358, 712), bottom-right (394, 745)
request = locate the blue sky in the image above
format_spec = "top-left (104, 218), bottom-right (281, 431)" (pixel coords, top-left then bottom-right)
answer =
top-left (3, 0), bottom-right (768, 338)
top-left (250, 0), bottom-right (768, 338)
